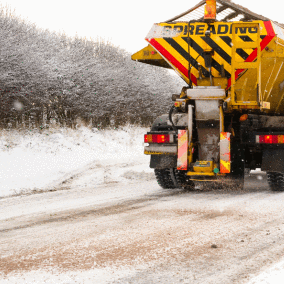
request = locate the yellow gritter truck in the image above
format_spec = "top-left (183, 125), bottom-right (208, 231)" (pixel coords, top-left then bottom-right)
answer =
top-left (132, 0), bottom-right (284, 191)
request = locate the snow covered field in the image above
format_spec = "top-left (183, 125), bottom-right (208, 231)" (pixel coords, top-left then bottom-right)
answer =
top-left (0, 125), bottom-right (152, 198)
top-left (1, 126), bottom-right (284, 284)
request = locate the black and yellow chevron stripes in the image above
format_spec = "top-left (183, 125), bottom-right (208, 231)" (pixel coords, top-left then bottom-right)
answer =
top-left (151, 22), bottom-right (268, 85)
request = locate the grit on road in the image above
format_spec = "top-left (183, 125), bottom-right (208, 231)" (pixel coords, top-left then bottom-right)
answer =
top-left (1, 172), bottom-right (284, 283)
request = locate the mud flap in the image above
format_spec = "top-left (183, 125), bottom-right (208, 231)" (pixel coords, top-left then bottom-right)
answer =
top-left (262, 149), bottom-right (284, 173)
top-left (150, 155), bottom-right (177, 169)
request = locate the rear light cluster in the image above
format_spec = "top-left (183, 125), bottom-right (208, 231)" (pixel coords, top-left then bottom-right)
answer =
top-left (256, 135), bottom-right (284, 144)
top-left (144, 134), bottom-right (172, 144)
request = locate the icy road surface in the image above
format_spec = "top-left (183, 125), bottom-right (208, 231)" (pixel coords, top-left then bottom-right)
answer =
top-left (1, 126), bottom-right (284, 283)
top-left (1, 171), bottom-right (284, 284)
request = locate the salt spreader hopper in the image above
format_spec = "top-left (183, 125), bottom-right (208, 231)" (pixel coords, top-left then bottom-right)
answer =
top-left (132, 0), bottom-right (284, 191)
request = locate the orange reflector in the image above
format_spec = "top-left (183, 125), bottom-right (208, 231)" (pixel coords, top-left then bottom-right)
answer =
top-left (240, 114), bottom-right (248, 122)
top-left (144, 134), bottom-right (152, 143)
top-left (204, 0), bottom-right (216, 20)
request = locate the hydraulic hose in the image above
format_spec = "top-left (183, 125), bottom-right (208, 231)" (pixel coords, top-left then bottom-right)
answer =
top-left (169, 105), bottom-right (178, 133)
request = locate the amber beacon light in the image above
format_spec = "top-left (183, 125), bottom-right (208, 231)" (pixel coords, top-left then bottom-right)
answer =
top-left (204, 0), bottom-right (216, 21)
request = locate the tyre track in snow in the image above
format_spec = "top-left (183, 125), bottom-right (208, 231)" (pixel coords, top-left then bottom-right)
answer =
top-left (0, 190), bottom-right (177, 235)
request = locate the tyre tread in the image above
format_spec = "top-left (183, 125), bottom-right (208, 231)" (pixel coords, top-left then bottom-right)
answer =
top-left (154, 168), bottom-right (176, 189)
top-left (267, 172), bottom-right (284, 191)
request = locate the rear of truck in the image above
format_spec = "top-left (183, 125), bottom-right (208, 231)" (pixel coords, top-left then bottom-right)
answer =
top-left (132, 0), bottom-right (284, 191)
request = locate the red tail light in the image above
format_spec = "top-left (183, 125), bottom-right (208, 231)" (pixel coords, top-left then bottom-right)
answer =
top-left (157, 134), bottom-right (169, 143)
top-left (272, 135), bottom-right (278, 144)
top-left (264, 135), bottom-right (272, 144)
top-left (256, 135), bottom-right (284, 144)
top-left (144, 134), bottom-right (171, 144)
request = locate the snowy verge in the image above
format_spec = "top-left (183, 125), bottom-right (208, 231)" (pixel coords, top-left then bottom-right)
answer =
top-left (0, 125), bottom-right (153, 198)
top-left (248, 259), bottom-right (284, 284)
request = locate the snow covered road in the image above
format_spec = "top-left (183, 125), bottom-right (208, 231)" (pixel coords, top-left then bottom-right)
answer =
top-left (2, 171), bottom-right (284, 283)
top-left (1, 126), bottom-right (284, 283)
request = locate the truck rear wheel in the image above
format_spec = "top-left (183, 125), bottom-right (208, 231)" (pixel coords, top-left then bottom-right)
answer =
top-left (154, 168), bottom-right (177, 189)
top-left (174, 169), bottom-right (195, 190)
top-left (154, 168), bottom-right (195, 190)
top-left (267, 172), bottom-right (284, 191)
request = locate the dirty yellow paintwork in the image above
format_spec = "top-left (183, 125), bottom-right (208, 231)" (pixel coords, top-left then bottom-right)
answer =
top-left (131, 44), bottom-right (170, 69)
top-left (144, 150), bottom-right (175, 155)
top-left (193, 161), bottom-right (214, 173)
top-left (133, 19), bottom-right (284, 114)
top-left (230, 38), bottom-right (284, 114)
top-left (197, 77), bottom-right (228, 89)
top-left (187, 172), bottom-right (215, 176)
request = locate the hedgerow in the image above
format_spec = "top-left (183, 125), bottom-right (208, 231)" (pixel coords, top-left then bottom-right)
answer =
top-left (0, 5), bottom-right (184, 129)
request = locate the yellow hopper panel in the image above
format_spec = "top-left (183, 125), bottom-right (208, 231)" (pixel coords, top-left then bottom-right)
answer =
top-left (132, 0), bottom-right (284, 113)
top-left (144, 20), bottom-right (284, 114)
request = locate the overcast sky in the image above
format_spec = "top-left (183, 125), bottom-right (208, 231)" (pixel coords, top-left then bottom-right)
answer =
top-left (1, 0), bottom-right (283, 54)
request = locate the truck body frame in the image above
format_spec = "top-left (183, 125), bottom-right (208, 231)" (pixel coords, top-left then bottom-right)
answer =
top-left (132, 0), bottom-right (284, 191)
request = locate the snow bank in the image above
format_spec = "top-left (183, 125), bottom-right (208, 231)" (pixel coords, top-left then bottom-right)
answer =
top-left (0, 126), bottom-right (151, 198)
top-left (248, 259), bottom-right (284, 283)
